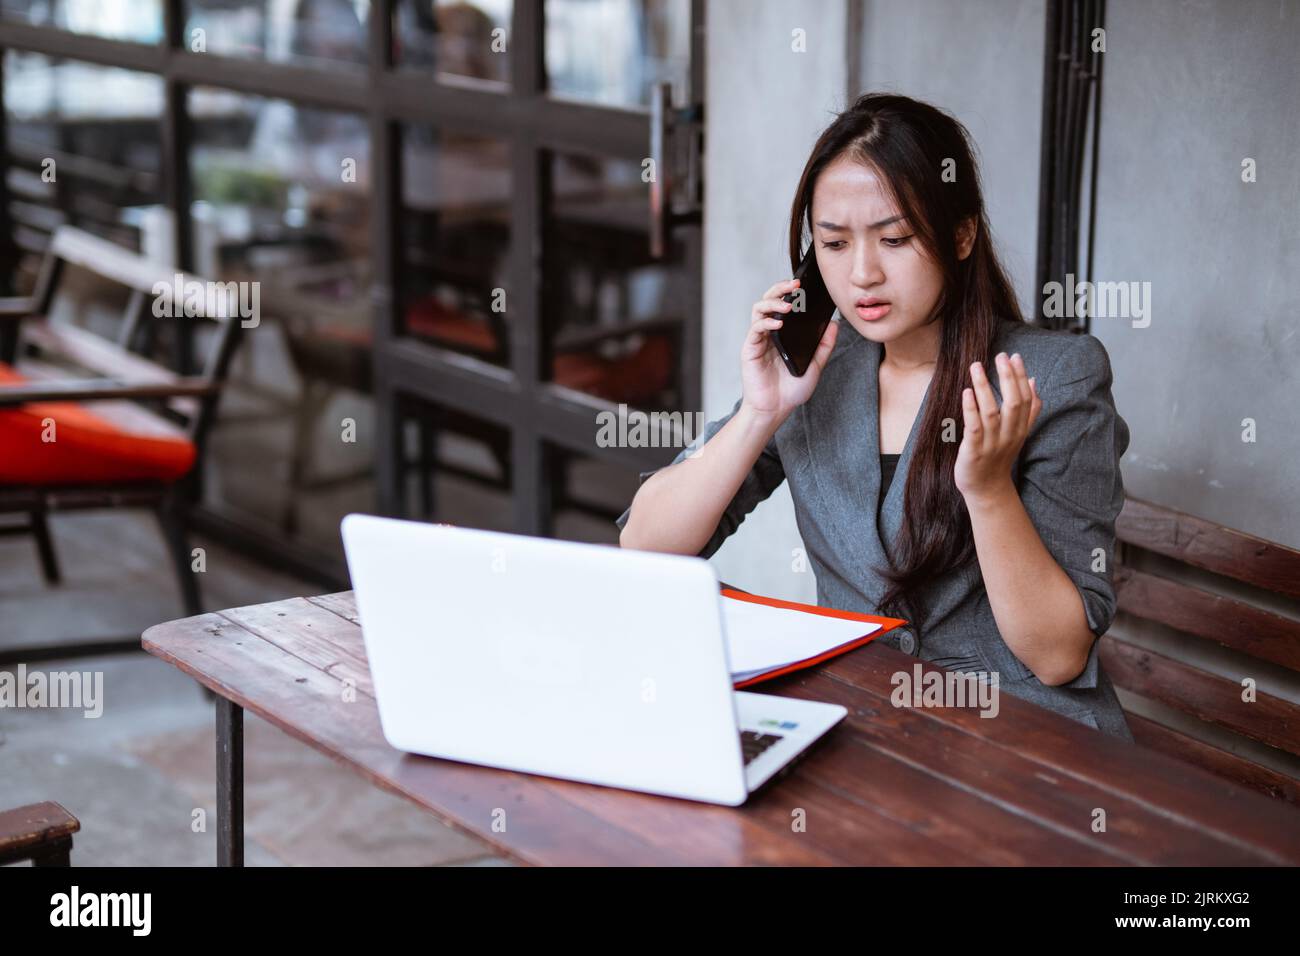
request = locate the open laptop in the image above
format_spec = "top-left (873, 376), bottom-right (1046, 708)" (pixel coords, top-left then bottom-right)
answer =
top-left (340, 513), bottom-right (848, 806)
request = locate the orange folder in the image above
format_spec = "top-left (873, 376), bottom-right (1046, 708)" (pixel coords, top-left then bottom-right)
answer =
top-left (721, 587), bottom-right (908, 689)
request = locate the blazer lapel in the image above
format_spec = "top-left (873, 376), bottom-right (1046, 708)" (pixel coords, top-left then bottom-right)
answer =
top-left (802, 322), bottom-right (935, 608)
top-left (877, 343), bottom-right (935, 566)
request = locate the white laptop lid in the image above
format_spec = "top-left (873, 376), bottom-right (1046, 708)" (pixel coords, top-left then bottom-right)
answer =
top-left (341, 514), bottom-right (750, 806)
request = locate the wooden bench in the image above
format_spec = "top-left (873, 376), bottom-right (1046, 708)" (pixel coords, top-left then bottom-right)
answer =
top-left (0, 226), bottom-right (244, 648)
top-left (1102, 496), bottom-right (1300, 805)
top-left (0, 801), bottom-right (80, 866)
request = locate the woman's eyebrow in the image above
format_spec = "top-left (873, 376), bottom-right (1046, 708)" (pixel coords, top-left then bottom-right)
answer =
top-left (815, 215), bottom-right (909, 231)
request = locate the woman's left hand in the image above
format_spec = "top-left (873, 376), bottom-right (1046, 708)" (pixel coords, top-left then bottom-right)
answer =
top-left (954, 351), bottom-right (1042, 504)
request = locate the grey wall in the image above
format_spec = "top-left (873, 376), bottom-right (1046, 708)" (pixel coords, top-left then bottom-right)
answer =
top-left (1090, 0), bottom-right (1300, 550)
top-left (856, 0), bottom-right (1045, 318)
top-left (1085, 0), bottom-right (1300, 776)
top-left (702, 0), bottom-right (848, 602)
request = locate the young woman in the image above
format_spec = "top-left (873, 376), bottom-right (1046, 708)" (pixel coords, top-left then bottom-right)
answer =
top-left (616, 93), bottom-right (1132, 740)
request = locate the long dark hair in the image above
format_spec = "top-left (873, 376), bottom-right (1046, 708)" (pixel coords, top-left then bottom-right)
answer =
top-left (788, 92), bottom-right (1023, 624)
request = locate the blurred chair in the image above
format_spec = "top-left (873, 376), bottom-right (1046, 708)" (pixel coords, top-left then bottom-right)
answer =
top-left (231, 203), bottom-right (678, 529)
top-left (0, 226), bottom-right (244, 647)
top-left (271, 268), bottom-right (678, 528)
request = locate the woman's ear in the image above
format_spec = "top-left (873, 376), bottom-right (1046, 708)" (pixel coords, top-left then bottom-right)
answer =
top-left (955, 217), bottom-right (978, 261)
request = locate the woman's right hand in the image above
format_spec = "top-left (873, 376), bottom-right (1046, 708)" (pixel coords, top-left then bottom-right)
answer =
top-left (741, 277), bottom-right (840, 422)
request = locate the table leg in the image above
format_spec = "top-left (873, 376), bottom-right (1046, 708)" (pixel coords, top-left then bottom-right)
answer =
top-left (216, 696), bottom-right (244, 867)
top-left (30, 838), bottom-right (73, 866)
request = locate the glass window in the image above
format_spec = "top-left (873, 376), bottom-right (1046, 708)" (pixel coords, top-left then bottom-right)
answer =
top-left (190, 87), bottom-right (373, 556)
top-left (0, 0), bottom-right (164, 44)
top-left (542, 149), bottom-right (687, 412)
top-left (545, 0), bottom-right (690, 108)
top-left (391, 0), bottom-right (511, 86)
top-left (188, 85), bottom-right (371, 277)
top-left (2, 52), bottom-right (163, 259)
top-left (398, 392), bottom-right (513, 531)
top-left (182, 0), bottom-right (369, 68)
top-left (547, 443), bottom-right (639, 544)
top-left (0, 0), bottom-right (700, 577)
top-left (398, 125), bottom-right (511, 365)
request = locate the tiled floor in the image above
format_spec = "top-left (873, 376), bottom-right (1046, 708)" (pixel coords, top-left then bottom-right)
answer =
top-left (0, 509), bottom-right (510, 866)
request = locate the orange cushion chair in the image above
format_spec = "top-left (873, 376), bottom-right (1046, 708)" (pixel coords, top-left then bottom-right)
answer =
top-left (0, 362), bottom-right (196, 485)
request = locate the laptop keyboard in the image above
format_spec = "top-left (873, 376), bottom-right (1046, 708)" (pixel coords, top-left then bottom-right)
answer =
top-left (740, 730), bottom-right (784, 766)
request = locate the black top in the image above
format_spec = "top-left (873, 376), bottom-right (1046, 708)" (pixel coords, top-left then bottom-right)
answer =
top-left (879, 452), bottom-right (902, 510)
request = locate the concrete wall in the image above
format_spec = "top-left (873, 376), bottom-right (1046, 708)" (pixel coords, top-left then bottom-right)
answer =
top-left (1085, 0), bottom-right (1300, 776)
top-left (855, 0), bottom-right (1045, 318)
top-left (702, 0), bottom-right (848, 602)
top-left (1089, 0), bottom-right (1300, 550)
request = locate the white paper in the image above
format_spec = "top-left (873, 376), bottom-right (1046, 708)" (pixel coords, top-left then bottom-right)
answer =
top-left (722, 595), bottom-right (881, 679)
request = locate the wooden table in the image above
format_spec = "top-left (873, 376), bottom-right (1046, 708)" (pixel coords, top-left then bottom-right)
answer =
top-left (142, 592), bottom-right (1300, 866)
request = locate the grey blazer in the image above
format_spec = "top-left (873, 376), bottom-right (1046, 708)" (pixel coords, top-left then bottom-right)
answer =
top-left (615, 316), bottom-right (1135, 741)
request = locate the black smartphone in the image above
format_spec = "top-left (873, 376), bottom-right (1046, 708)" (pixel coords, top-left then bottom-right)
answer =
top-left (770, 247), bottom-right (836, 376)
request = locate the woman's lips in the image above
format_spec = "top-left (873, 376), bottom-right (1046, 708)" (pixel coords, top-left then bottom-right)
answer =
top-left (855, 302), bottom-right (892, 321)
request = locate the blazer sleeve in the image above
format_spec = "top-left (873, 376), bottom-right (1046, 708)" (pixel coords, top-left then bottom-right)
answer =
top-left (1016, 333), bottom-right (1130, 689)
top-left (614, 396), bottom-right (786, 560)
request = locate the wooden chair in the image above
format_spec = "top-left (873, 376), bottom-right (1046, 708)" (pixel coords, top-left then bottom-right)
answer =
top-left (1102, 496), bottom-right (1300, 805)
top-left (0, 226), bottom-right (243, 654)
top-left (0, 802), bottom-right (80, 866)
